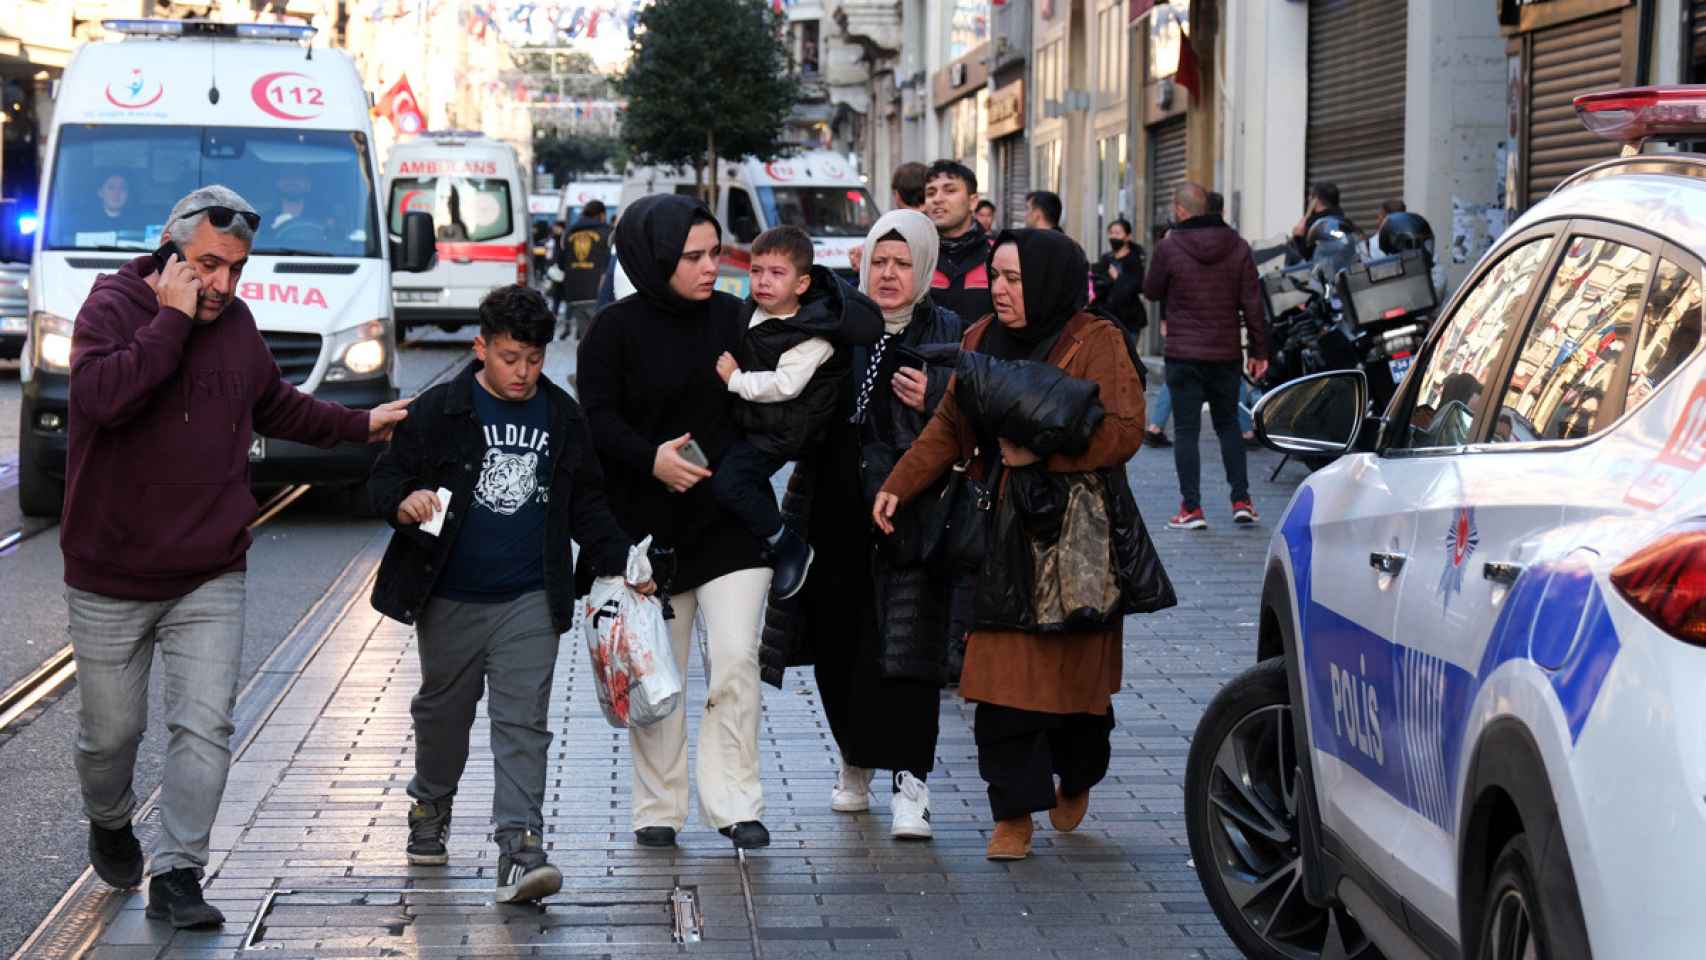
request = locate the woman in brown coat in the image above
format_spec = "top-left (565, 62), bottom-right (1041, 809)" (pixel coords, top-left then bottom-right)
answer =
top-left (873, 228), bottom-right (1146, 860)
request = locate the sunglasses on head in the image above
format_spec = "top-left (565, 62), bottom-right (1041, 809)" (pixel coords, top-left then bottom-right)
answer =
top-left (179, 204), bottom-right (262, 231)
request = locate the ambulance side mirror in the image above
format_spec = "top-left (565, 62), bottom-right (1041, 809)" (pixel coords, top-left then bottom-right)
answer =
top-left (394, 211), bottom-right (436, 273)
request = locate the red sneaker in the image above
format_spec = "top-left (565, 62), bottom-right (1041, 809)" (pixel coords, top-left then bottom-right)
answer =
top-left (1232, 500), bottom-right (1259, 524)
top-left (1168, 504), bottom-right (1207, 530)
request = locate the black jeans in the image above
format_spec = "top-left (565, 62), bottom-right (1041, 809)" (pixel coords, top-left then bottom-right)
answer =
top-left (1165, 359), bottom-right (1249, 509)
top-left (710, 440), bottom-right (787, 541)
top-left (974, 704), bottom-right (1115, 820)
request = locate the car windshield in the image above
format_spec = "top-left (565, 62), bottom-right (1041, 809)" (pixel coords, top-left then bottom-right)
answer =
top-left (388, 176), bottom-right (513, 243)
top-left (44, 124), bottom-right (379, 258)
top-left (757, 186), bottom-right (877, 238)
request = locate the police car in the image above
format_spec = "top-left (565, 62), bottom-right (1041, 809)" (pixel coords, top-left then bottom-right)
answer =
top-left (1186, 87), bottom-right (1706, 960)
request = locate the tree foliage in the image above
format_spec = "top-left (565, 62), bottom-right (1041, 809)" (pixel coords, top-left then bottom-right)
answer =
top-left (534, 133), bottom-right (625, 183)
top-left (617, 0), bottom-right (800, 200)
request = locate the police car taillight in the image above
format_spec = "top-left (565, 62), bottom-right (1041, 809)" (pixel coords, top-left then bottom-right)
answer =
top-left (1575, 87), bottom-right (1706, 146)
top-left (1609, 524), bottom-right (1706, 645)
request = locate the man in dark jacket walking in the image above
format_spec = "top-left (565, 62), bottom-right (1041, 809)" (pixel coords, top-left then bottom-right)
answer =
top-left (558, 200), bottom-right (613, 339)
top-left (369, 284), bottom-right (645, 904)
top-left (924, 160), bottom-right (994, 324)
top-left (63, 185), bottom-right (410, 928)
top-left (1143, 182), bottom-right (1268, 531)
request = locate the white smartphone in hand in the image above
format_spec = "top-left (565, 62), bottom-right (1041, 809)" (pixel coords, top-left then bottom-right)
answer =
top-left (420, 487), bottom-right (452, 536)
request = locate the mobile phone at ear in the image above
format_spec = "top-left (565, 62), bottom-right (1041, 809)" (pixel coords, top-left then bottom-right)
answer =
top-left (679, 439), bottom-right (709, 469)
top-left (151, 239), bottom-right (183, 273)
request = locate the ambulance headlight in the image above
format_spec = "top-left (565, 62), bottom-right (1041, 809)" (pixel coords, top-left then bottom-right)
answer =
top-left (326, 320), bottom-right (390, 381)
top-left (32, 311), bottom-right (72, 374)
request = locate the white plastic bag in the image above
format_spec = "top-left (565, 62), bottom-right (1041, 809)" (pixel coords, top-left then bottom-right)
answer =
top-left (574, 535), bottom-right (682, 728)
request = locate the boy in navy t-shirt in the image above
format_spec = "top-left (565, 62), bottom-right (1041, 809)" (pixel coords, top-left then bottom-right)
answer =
top-left (369, 285), bottom-right (650, 904)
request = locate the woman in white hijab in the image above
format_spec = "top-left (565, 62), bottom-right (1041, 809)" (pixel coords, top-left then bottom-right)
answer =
top-left (757, 208), bottom-right (969, 841)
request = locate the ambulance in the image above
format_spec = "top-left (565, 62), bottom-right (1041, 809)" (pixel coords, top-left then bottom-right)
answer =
top-left (619, 150), bottom-right (876, 298)
top-left (15, 19), bottom-right (435, 517)
top-left (556, 179), bottom-right (622, 226)
top-left (385, 132), bottom-right (531, 335)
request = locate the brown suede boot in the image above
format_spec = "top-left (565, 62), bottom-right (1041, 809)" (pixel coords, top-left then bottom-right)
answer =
top-left (985, 816), bottom-right (1034, 861)
top-left (1049, 787), bottom-right (1089, 832)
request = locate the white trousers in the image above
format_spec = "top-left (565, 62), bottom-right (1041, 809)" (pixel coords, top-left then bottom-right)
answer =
top-left (629, 567), bottom-right (771, 831)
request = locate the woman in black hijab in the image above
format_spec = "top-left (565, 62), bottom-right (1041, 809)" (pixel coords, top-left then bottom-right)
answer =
top-left (873, 229), bottom-right (1148, 861)
top-left (576, 194), bottom-right (774, 851)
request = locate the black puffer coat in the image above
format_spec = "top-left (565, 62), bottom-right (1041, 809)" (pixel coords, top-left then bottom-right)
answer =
top-left (953, 352), bottom-right (1106, 457)
top-left (759, 299), bottom-right (966, 688)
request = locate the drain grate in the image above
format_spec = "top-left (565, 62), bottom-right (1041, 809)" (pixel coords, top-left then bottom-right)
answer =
top-left (242, 886), bottom-right (694, 952)
top-left (670, 885), bottom-right (703, 944)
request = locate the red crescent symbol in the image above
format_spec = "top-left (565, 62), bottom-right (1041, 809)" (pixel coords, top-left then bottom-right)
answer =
top-left (764, 161), bottom-right (794, 181)
top-left (105, 82), bottom-right (163, 109)
top-left (251, 72), bottom-right (322, 121)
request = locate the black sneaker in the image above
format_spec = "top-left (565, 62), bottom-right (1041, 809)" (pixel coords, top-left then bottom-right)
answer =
top-left (89, 821), bottom-right (143, 889)
top-left (145, 868), bottom-right (225, 929)
top-left (634, 826), bottom-right (677, 848)
top-left (718, 820), bottom-right (771, 849)
top-left (768, 528), bottom-right (814, 601)
top-left (407, 800), bottom-right (451, 866)
top-left (1144, 429), bottom-right (1173, 448)
top-left (495, 832), bottom-right (562, 904)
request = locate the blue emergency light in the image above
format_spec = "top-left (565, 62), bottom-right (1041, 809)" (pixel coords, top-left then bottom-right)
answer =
top-left (17, 214), bottom-right (37, 236)
top-left (101, 19), bottom-right (317, 41)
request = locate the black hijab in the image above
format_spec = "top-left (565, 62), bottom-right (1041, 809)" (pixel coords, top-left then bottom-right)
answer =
top-left (980, 228), bottom-right (1089, 361)
top-left (614, 193), bottom-right (723, 315)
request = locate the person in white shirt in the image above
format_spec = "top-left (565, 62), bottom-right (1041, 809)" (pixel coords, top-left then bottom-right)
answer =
top-left (714, 226), bottom-right (882, 600)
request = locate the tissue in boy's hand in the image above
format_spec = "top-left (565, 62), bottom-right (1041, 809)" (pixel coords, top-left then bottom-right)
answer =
top-left (420, 487), bottom-right (452, 536)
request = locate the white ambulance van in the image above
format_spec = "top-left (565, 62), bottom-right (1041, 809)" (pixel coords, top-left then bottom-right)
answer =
top-left (16, 19), bottom-right (435, 517)
top-left (557, 179), bottom-right (622, 226)
top-left (385, 132), bottom-right (530, 336)
top-left (619, 151), bottom-right (876, 299)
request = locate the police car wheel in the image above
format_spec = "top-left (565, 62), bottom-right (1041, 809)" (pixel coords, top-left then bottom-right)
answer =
top-left (1185, 658), bottom-right (1375, 959)
top-left (1476, 834), bottom-right (1565, 960)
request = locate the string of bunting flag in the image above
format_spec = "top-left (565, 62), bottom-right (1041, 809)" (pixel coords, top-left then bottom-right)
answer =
top-left (366, 0), bottom-right (800, 41)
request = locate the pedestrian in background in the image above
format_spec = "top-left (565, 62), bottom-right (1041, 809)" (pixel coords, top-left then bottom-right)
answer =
top-left (63, 185), bottom-right (410, 928)
top-left (973, 199), bottom-right (996, 233)
top-left (760, 208), bottom-right (965, 841)
top-left (926, 160), bottom-right (995, 325)
top-left (1145, 221), bottom-right (1174, 449)
top-left (1143, 183), bottom-right (1267, 530)
top-left (1023, 191), bottom-right (1064, 231)
top-left (873, 228), bottom-right (1148, 862)
top-left (848, 161), bottom-right (929, 273)
top-left (576, 194), bottom-right (775, 851)
top-left (368, 285), bottom-right (647, 904)
top-left (558, 200), bottom-right (612, 340)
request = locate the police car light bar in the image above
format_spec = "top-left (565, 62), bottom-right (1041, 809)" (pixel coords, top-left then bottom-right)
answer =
top-left (1575, 86), bottom-right (1706, 146)
top-left (101, 19), bottom-right (317, 41)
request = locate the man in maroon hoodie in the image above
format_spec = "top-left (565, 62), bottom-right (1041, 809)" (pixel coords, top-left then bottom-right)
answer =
top-left (1143, 182), bottom-right (1268, 531)
top-left (61, 185), bottom-right (411, 928)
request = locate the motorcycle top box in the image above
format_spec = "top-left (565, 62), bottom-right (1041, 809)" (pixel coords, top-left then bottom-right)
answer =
top-left (1336, 249), bottom-right (1438, 329)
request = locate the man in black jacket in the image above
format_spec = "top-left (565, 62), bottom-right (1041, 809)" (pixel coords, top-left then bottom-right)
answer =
top-left (369, 284), bottom-right (648, 904)
top-left (924, 160), bottom-right (995, 324)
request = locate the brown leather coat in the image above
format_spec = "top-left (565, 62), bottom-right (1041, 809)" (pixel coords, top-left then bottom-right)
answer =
top-left (879, 311), bottom-right (1146, 714)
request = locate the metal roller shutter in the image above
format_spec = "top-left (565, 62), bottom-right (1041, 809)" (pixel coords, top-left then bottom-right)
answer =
top-left (1526, 12), bottom-right (1623, 207)
top-left (1306, 0), bottom-right (1407, 230)
top-left (1147, 117), bottom-right (1186, 237)
top-left (999, 136), bottom-right (1029, 229)
top-left (1695, 0), bottom-right (1706, 74)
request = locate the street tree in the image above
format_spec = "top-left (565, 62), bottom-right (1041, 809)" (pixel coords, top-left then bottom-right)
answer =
top-left (617, 0), bottom-right (800, 203)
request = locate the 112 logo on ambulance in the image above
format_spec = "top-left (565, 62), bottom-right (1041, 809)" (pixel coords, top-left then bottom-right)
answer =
top-left (251, 72), bottom-right (325, 121)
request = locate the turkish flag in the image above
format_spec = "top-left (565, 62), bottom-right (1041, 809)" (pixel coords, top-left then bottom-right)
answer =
top-left (378, 76), bottom-right (426, 136)
top-left (1175, 33), bottom-right (1201, 104)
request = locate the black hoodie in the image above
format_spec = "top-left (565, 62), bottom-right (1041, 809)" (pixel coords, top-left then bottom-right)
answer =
top-left (730, 265), bottom-right (882, 459)
top-left (1143, 214), bottom-right (1267, 364)
top-left (575, 194), bottom-right (767, 593)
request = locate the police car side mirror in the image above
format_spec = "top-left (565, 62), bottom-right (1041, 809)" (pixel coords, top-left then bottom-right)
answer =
top-left (1253, 369), bottom-right (1368, 456)
top-left (395, 211), bottom-right (436, 273)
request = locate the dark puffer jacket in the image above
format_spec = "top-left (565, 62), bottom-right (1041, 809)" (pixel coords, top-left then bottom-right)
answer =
top-left (1142, 214), bottom-right (1267, 364)
top-left (731, 266), bottom-right (883, 459)
top-left (759, 298), bottom-right (966, 688)
top-left (953, 352), bottom-right (1106, 458)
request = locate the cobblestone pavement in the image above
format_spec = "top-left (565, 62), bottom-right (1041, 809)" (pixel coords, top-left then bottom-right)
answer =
top-left (64, 378), bottom-right (1308, 959)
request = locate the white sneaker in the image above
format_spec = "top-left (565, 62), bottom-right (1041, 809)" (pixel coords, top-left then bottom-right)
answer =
top-left (891, 772), bottom-right (932, 840)
top-left (831, 761), bottom-right (874, 813)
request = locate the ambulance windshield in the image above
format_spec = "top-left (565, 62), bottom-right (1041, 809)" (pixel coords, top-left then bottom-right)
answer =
top-left (757, 186), bottom-right (877, 238)
top-left (44, 124), bottom-right (380, 258)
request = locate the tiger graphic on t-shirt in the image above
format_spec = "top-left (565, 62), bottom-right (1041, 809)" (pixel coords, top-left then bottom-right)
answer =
top-left (474, 448), bottom-right (539, 516)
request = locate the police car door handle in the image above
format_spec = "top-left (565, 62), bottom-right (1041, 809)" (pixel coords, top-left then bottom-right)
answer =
top-left (1369, 552), bottom-right (1406, 575)
top-left (1483, 561), bottom-right (1525, 585)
